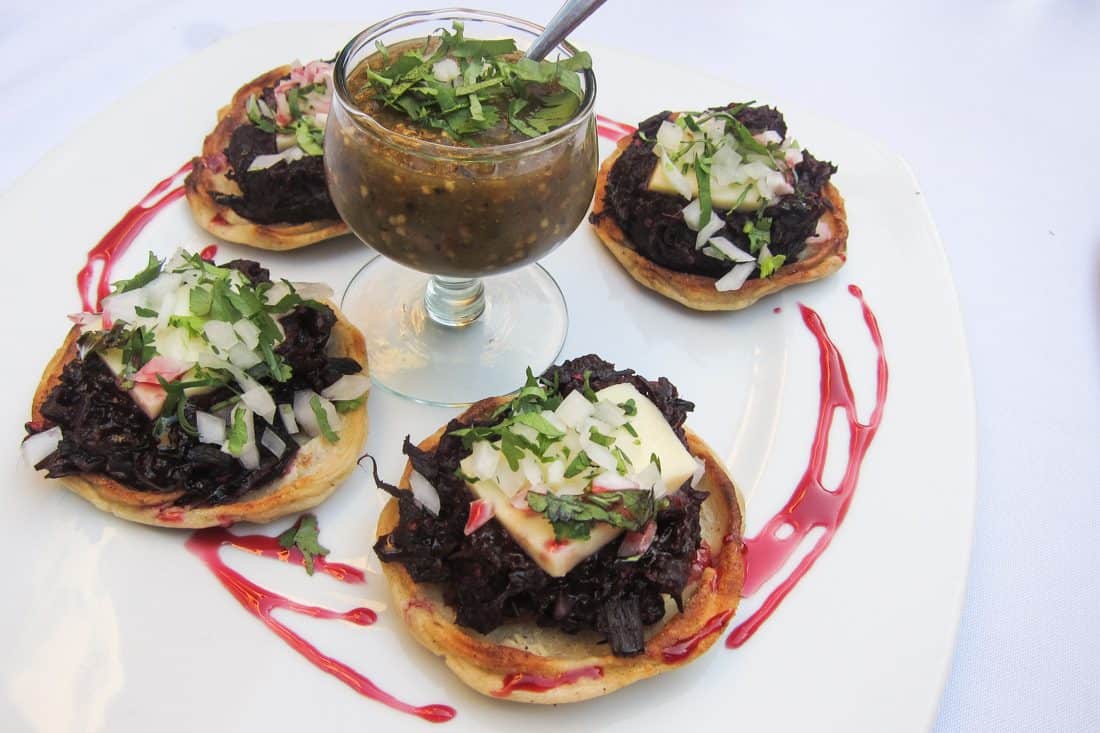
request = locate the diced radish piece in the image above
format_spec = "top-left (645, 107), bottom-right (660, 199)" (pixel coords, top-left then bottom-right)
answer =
top-left (195, 411), bottom-right (226, 445)
top-left (261, 429), bottom-right (287, 458)
top-left (134, 355), bottom-right (192, 385)
top-left (555, 389), bottom-right (594, 428)
top-left (21, 427), bottom-right (62, 468)
top-left (321, 374), bottom-right (371, 402)
top-left (464, 499), bottom-right (495, 535)
top-left (618, 521), bottom-right (657, 558)
top-left (510, 488), bottom-right (531, 511)
top-left (130, 383), bottom-right (167, 418)
top-left (592, 471), bottom-right (639, 493)
top-left (715, 262), bottom-right (756, 292)
top-left (67, 312), bottom-right (102, 330)
top-left (409, 471), bottom-right (441, 516)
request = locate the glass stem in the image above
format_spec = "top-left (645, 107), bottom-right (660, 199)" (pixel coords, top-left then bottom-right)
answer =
top-left (424, 276), bottom-right (486, 327)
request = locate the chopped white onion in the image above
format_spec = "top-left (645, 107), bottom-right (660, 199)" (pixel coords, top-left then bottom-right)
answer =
top-left (195, 411), bottom-right (226, 445)
top-left (660, 151), bottom-right (695, 200)
top-left (233, 319), bottom-right (260, 349)
top-left (292, 390), bottom-right (340, 439)
top-left (555, 389), bottom-right (594, 429)
top-left (320, 374), bottom-right (371, 402)
top-left (539, 409), bottom-right (567, 434)
top-left (592, 471), bottom-right (639, 492)
top-left (432, 57), bottom-right (461, 83)
top-left (261, 429), bottom-right (287, 458)
top-left (690, 457), bottom-right (707, 489)
top-left (681, 198), bottom-right (702, 230)
top-left (203, 321), bottom-right (239, 351)
top-left (263, 281), bottom-right (291, 306)
top-left (240, 383), bottom-right (276, 424)
top-left (234, 408), bottom-right (260, 470)
top-left (593, 399), bottom-right (627, 428)
top-left (21, 427), bottom-right (62, 468)
top-left (496, 465), bottom-right (526, 496)
top-left (521, 456), bottom-right (543, 485)
top-left (156, 290), bottom-right (176, 331)
top-left (290, 282), bottom-right (334, 302)
top-left (707, 236), bottom-right (755, 263)
top-left (695, 211), bottom-right (726, 249)
top-left (409, 471), bottom-right (441, 515)
top-left (715, 262), bottom-right (756, 292)
top-left (275, 133), bottom-right (297, 152)
top-left (656, 120), bottom-right (685, 155)
top-left (279, 403), bottom-right (299, 434)
top-left (545, 459), bottom-right (566, 485)
top-left (471, 440), bottom-right (500, 480)
top-left (228, 342), bottom-right (262, 369)
top-left (634, 462), bottom-right (661, 493)
top-left (248, 147), bottom-right (305, 172)
top-left (584, 443), bottom-right (619, 472)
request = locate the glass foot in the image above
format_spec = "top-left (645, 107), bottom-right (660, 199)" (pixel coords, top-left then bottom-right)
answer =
top-left (341, 256), bottom-right (568, 406)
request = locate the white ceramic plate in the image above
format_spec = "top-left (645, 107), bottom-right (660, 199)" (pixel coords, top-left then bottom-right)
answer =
top-left (0, 23), bottom-right (975, 733)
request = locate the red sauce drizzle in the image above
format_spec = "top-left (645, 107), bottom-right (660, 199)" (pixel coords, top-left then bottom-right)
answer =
top-left (596, 114), bottom-right (636, 142)
top-left (76, 161), bottom-right (193, 312)
top-left (199, 244), bottom-right (218, 261)
top-left (186, 526), bottom-right (456, 723)
top-left (662, 609), bottom-right (735, 663)
top-left (491, 666), bottom-right (604, 697)
top-left (726, 285), bottom-right (888, 648)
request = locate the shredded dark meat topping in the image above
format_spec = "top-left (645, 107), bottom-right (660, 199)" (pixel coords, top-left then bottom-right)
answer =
top-left (213, 81), bottom-right (339, 225)
top-left (25, 260), bottom-right (362, 507)
top-left (373, 355), bottom-right (706, 656)
top-left (593, 103), bottom-right (837, 279)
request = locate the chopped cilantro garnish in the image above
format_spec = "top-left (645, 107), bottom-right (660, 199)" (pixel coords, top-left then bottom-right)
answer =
top-left (758, 253), bottom-right (787, 278)
top-left (309, 395), bottom-right (340, 443)
top-left (525, 489), bottom-right (657, 541)
top-left (277, 514), bottom-right (330, 575)
top-left (356, 21), bottom-right (591, 141)
top-left (112, 253), bottom-right (163, 295)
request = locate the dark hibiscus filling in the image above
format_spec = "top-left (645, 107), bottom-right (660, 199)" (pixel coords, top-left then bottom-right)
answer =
top-left (593, 103), bottom-right (837, 279)
top-left (25, 260), bottom-right (362, 507)
top-left (213, 84), bottom-right (339, 225)
top-left (373, 355), bottom-right (706, 656)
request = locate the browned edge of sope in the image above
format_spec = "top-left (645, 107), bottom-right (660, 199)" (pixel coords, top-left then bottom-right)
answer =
top-left (184, 64), bottom-right (348, 251)
top-left (375, 394), bottom-right (745, 704)
top-left (28, 302), bottom-right (367, 528)
top-left (591, 134), bottom-right (848, 311)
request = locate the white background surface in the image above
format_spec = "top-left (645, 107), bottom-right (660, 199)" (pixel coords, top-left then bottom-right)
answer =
top-left (1, 1), bottom-right (1096, 731)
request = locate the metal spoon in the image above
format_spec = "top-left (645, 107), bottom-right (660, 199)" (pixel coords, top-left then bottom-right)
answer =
top-left (525, 0), bottom-right (608, 61)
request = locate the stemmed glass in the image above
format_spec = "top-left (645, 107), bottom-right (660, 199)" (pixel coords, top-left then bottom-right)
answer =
top-left (326, 8), bottom-right (598, 405)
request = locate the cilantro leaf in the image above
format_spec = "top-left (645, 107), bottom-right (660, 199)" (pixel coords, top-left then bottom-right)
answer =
top-left (525, 489), bottom-right (658, 541)
top-left (277, 514), bottom-right (330, 575)
top-left (758, 253), bottom-right (787, 278)
top-left (309, 395), bottom-right (340, 443)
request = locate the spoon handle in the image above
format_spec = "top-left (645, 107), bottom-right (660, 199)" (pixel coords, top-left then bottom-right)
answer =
top-left (526, 0), bottom-right (608, 61)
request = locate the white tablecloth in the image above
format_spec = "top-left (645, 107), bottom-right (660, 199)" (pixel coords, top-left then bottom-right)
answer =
top-left (2, 1), bottom-right (1097, 730)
